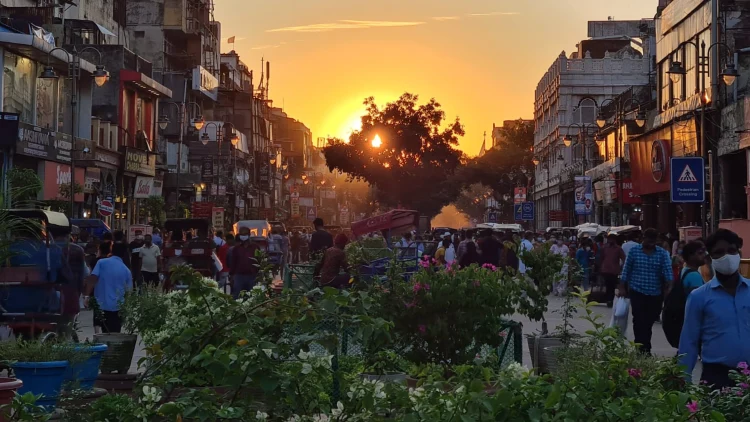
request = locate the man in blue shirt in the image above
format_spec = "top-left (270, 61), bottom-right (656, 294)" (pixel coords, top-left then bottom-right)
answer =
top-left (619, 228), bottom-right (673, 355)
top-left (679, 229), bottom-right (750, 389)
top-left (85, 242), bottom-right (133, 333)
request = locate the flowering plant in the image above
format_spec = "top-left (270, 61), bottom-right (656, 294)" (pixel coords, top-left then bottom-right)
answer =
top-left (375, 264), bottom-right (528, 367)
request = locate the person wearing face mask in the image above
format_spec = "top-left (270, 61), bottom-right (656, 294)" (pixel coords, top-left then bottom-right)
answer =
top-left (678, 229), bottom-right (750, 389)
top-left (619, 228), bottom-right (674, 355)
top-left (229, 227), bottom-right (260, 299)
top-left (139, 234), bottom-right (162, 287)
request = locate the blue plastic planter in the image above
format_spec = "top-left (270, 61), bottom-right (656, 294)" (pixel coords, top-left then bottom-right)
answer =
top-left (11, 361), bottom-right (68, 408)
top-left (64, 344), bottom-right (108, 390)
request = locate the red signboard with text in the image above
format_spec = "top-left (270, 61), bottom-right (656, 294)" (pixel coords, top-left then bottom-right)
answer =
top-left (43, 161), bottom-right (85, 201)
top-left (615, 178), bottom-right (642, 204)
top-left (628, 135), bottom-right (671, 196)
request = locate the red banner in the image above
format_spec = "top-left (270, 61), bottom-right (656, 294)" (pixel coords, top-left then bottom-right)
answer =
top-left (548, 210), bottom-right (569, 222)
top-left (628, 132), bottom-right (671, 196)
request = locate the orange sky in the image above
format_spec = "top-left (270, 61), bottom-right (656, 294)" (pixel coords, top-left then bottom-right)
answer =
top-left (215, 0), bottom-right (657, 156)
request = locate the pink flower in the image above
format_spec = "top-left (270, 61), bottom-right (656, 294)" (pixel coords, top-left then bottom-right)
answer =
top-left (686, 401), bottom-right (699, 413)
top-left (482, 263), bottom-right (497, 271)
top-left (627, 368), bottom-right (642, 379)
top-left (423, 283), bottom-right (431, 291)
top-left (473, 280), bottom-right (481, 287)
top-left (743, 369), bottom-right (750, 376)
top-left (405, 301), bottom-right (416, 309)
top-left (413, 283), bottom-right (423, 293)
top-left (741, 383), bottom-right (749, 390)
top-left (737, 391), bottom-right (744, 397)
top-left (418, 325), bottom-right (426, 334)
top-left (419, 260), bottom-right (431, 269)
top-left (738, 362), bottom-right (748, 370)
top-left (422, 255), bottom-right (430, 260)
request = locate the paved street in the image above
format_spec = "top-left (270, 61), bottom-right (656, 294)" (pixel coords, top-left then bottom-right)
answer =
top-left (76, 292), bottom-right (701, 379)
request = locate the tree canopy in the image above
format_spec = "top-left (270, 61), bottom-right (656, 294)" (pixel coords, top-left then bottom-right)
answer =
top-left (323, 93), bottom-right (465, 216)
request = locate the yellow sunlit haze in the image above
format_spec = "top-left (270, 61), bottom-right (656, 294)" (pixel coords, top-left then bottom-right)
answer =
top-left (371, 134), bottom-right (383, 148)
top-left (217, 0), bottom-right (656, 156)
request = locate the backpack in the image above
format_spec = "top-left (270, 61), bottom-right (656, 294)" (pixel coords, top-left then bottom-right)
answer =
top-left (662, 268), bottom-right (697, 348)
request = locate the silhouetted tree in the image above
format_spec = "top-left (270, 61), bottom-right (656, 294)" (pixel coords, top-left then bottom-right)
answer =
top-left (323, 93), bottom-right (465, 217)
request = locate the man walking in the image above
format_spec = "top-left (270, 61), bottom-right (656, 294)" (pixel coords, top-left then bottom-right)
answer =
top-left (139, 234), bottom-right (162, 286)
top-left (599, 233), bottom-right (626, 307)
top-left (619, 228), bottom-right (673, 355)
top-left (229, 227), bottom-right (260, 298)
top-left (519, 231), bottom-right (534, 275)
top-left (679, 229), bottom-right (750, 389)
top-left (85, 243), bottom-right (133, 333)
top-left (310, 218), bottom-right (333, 257)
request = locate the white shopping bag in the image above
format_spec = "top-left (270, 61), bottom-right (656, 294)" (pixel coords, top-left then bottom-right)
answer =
top-left (608, 297), bottom-right (629, 336)
top-left (614, 296), bottom-right (630, 318)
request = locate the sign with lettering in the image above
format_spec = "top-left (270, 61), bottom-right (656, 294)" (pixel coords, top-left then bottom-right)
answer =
top-left (256, 152), bottom-right (271, 190)
top-left (124, 148), bottom-right (156, 176)
top-left (133, 176), bottom-right (155, 199)
top-left (211, 207), bottom-right (224, 230)
top-left (201, 156), bottom-right (213, 181)
top-left (192, 202), bottom-right (214, 219)
top-left (192, 66), bottom-right (219, 102)
top-left (17, 123), bottom-right (72, 163)
top-left (94, 150), bottom-right (120, 168)
top-left (43, 161), bottom-right (84, 201)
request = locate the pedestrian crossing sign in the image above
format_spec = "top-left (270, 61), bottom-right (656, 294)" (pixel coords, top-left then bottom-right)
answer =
top-left (670, 157), bottom-right (704, 203)
top-left (677, 165), bottom-right (698, 182)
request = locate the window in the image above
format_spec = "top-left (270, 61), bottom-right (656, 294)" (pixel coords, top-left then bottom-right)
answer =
top-left (576, 98), bottom-right (597, 125)
top-left (134, 31), bottom-right (145, 38)
top-left (3, 51), bottom-right (36, 123)
top-left (58, 78), bottom-right (71, 133)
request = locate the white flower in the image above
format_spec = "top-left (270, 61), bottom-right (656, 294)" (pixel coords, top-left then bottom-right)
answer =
top-left (331, 401), bottom-right (344, 417)
top-left (505, 362), bottom-right (529, 380)
top-left (262, 348), bottom-right (273, 358)
top-left (252, 284), bottom-right (267, 292)
top-left (256, 410), bottom-right (269, 421)
top-left (286, 416), bottom-right (302, 422)
top-left (298, 350), bottom-right (310, 361)
top-left (229, 353), bottom-right (238, 363)
top-left (455, 385), bottom-right (466, 394)
top-left (312, 415), bottom-right (330, 422)
top-left (301, 363), bottom-right (313, 374)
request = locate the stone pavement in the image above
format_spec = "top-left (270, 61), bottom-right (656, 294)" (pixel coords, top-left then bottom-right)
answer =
top-left (76, 293), bottom-right (701, 380)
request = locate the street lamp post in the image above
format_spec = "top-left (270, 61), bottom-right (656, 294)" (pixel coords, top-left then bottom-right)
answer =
top-left (564, 123), bottom-right (602, 223)
top-left (158, 102), bottom-right (205, 216)
top-left (39, 46), bottom-right (110, 220)
top-left (202, 122), bottom-right (239, 202)
top-left (666, 40), bottom-right (739, 237)
top-left (574, 96), bottom-right (646, 226)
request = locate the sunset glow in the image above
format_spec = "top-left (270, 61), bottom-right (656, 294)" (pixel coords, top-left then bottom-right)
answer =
top-left (217, 1), bottom-right (655, 155)
top-left (371, 134), bottom-right (383, 148)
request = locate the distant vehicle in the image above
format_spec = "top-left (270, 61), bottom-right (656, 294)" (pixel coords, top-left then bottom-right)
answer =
top-left (70, 218), bottom-right (111, 240)
top-left (269, 220), bottom-right (286, 233)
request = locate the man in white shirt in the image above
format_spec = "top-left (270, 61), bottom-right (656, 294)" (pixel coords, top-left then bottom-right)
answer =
top-left (550, 238), bottom-right (570, 295)
top-left (139, 234), bottom-right (162, 286)
top-left (443, 232), bottom-right (456, 264)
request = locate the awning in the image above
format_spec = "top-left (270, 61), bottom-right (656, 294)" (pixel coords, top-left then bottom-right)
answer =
top-left (120, 70), bottom-right (172, 98)
top-left (0, 32), bottom-right (96, 73)
top-left (95, 23), bottom-right (116, 37)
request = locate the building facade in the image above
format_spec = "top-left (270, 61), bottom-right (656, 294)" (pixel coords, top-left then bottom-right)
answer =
top-left (533, 19), bottom-right (652, 228)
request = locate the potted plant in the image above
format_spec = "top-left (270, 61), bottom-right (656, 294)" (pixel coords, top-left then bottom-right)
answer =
top-left (91, 298), bottom-right (137, 375)
top-left (518, 244), bottom-right (568, 370)
top-left (63, 342), bottom-right (108, 390)
top-left (0, 340), bottom-right (89, 409)
top-left (0, 378), bottom-right (22, 422)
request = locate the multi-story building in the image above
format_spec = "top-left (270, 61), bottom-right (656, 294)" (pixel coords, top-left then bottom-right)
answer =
top-left (126, 0), bottom-right (221, 209)
top-left (533, 19), bottom-right (652, 228)
top-left (0, 0), bottom-right (172, 232)
top-left (270, 107), bottom-right (312, 222)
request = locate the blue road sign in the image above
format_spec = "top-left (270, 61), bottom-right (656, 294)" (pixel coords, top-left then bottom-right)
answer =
top-left (488, 212), bottom-right (498, 223)
top-left (521, 202), bottom-right (535, 221)
top-left (514, 204), bottom-right (523, 221)
top-left (670, 157), bottom-right (704, 203)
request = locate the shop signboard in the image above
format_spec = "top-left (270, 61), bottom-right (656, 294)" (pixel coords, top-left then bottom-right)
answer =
top-left (574, 176), bottom-right (593, 216)
top-left (256, 152), bottom-right (271, 190)
top-left (201, 156), bottom-right (213, 180)
top-left (628, 132), bottom-right (673, 196)
top-left (211, 207), bottom-right (225, 229)
top-left (192, 202), bottom-right (214, 219)
top-left (43, 161), bottom-right (84, 201)
top-left (291, 195), bottom-right (300, 218)
top-left (124, 148), bottom-right (156, 176)
top-left (134, 176), bottom-right (155, 199)
top-left (17, 123), bottom-right (72, 163)
top-left (128, 224), bottom-right (152, 243)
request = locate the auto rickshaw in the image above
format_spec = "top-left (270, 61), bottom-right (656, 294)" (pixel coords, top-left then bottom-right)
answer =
top-left (0, 209), bottom-right (74, 339)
